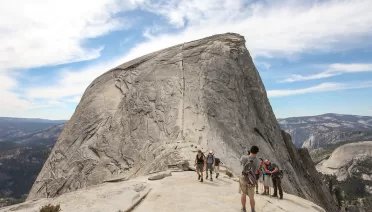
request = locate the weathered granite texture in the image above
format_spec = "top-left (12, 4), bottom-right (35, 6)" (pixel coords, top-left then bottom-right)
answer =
top-left (27, 33), bottom-right (337, 211)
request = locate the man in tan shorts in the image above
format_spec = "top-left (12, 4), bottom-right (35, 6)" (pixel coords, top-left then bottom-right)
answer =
top-left (239, 146), bottom-right (260, 212)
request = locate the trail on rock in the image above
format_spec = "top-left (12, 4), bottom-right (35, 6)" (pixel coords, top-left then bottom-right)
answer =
top-left (134, 172), bottom-right (324, 212)
top-left (0, 171), bottom-right (325, 212)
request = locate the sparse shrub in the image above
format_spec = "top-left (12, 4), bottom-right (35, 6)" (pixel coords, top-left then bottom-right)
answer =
top-left (39, 204), bottom-right (61, 212)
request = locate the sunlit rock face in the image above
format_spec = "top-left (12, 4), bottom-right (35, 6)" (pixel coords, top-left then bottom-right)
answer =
top-left (27, 33), bottom-right (337, 212)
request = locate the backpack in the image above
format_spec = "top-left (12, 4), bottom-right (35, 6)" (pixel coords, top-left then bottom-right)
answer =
top-left (215, 158), bottom-right (220, 166)
top-left (278, 170), bottom-right (284, 179)
top-left (242, 159), bottom-right (257, 185)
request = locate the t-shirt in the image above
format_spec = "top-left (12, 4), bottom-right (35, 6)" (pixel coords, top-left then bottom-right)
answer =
top-left (240, 155), bottom-right (260, 174)
top-left (267, 163), bottom-right (280, 177)
top-left (196, 154), bottom-right (205, 164)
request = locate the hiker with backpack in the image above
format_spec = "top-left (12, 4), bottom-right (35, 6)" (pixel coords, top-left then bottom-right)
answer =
top-left (264, 159), bottom-right (283, 199)
top-left (205, 150), bottom-right (215, 181)
top-left (194, 150), bottom-right (206, 182)
top-left (214, 154), bottom-right (222, 179)
top-left (239, 146), bottom-right (260, 212)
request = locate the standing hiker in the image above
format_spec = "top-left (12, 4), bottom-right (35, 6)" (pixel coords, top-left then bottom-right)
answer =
top-left (264, 159), bottom-right (283, 199)
top-left (260, 158), bottom-right (270, 195)
top-left (214, 154), bottom-right (222, 179)
top-left (205, 150), bottom-right (215, 181)
top-left (239, 146), bottom-right (260, 212)
top-left (194, 150), bottom-right (206, 182)
top-left (255, 158), bottom-right (263, 194)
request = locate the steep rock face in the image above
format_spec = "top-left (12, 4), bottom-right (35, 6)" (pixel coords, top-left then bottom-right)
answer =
top-left (27, 33), bottom-right (337, 211)
top-left (281, 130), bottom-right (337, 210)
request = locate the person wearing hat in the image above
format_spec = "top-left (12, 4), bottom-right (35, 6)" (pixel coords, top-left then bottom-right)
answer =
top-left (205, 150), bottom-right (215, 181)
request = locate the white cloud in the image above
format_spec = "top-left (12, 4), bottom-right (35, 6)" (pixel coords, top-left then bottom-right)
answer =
top-left (0, 0), bottom-right (137, 70)
top-left (282, 63), bottom-right (372, 82)
top-left (0, 0), bottom-right (139, 118)
top-left (135, 0), bottom-right (372, 58)
top-left (267, 81), bottom-right (372, 98)
top-left (25, 57), bottom-right (127, 101)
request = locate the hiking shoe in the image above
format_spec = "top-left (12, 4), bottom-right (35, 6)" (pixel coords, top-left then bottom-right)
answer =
top-left (198, 175), bottom-right (201, 180)
top-left (241, 208), bottom-right (247, 212)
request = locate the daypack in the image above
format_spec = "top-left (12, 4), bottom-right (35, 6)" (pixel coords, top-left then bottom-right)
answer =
top-left (215, 158), bottom-right (221, 166)
top-left (278, 170), bottom-right (284, 178)
top-left (242, 159), bottom-right (257, 185)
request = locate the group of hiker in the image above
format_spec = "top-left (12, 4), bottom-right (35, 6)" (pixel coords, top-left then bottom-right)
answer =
top-left (194, 150), bottom-right (221, 182)
top-left (194, 146), bottom-right (283, 212)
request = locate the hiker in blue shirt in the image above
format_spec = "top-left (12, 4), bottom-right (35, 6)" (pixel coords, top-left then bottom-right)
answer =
top-left (205, 150), bottom-right (215, 181)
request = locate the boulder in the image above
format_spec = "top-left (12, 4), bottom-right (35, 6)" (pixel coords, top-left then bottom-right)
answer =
top-left (148, 171), bottom-right (172, 181)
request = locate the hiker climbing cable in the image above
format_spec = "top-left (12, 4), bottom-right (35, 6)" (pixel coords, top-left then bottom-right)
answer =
top-left (194, 150), bottom-right (206, 182)
top-left (264, 159), bottom-right (283, 199)
top-left (239, 146), bottom-right (260, 212)
top-left (205, 150), bottom-right (215, 181)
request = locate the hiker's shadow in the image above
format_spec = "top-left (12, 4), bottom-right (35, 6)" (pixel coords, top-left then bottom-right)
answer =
top-left (202, 181), bottom-right (220, 187)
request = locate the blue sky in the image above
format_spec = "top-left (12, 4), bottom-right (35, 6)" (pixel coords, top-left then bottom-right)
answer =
top-left (0, 0), bottom-right (372, 120)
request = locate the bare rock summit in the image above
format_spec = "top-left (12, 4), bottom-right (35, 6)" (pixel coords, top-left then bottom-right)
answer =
top-left (27, 33), bottom-right (337, 211)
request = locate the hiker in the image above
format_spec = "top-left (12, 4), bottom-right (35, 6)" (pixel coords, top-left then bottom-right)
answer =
top-left (194, 150), bottom-right (206, 182)
top-left (264, 159), bottom-right (283, 199)
top-left (205, 150), bottom-right (215, 181)
top-left (214, 154), bottom-right (222, 179)
top-left (255, 158), bottom-right (262, 194)
top-left (239, 146), bottom-right (260, 212)
top-left (260, 158), bottom-right (270, 195)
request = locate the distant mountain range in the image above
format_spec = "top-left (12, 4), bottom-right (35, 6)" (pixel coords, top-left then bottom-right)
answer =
top-left (279, 113), bottom-right (372, 211)
top-left (0, 117), bottom-right (65, 142)
top-left (0, 118), bottom-right (65, 207)
top-left (278, 113), bottom-right (372, 150)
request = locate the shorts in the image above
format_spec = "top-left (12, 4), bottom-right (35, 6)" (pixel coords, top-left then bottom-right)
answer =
top-left (215, 165), bottom-right (220, 174)
top-left (263, 175), bottom-right (270, 186)
top-left (196, 164), bottom-right (204, 172)
top-left (239, 177), bottom-right (255, 199)
top-left (206, 163), bottom-right (214, 171)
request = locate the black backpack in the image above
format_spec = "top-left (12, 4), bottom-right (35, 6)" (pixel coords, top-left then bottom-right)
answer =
top-left (215, 158), bottom-right (220, 166)
top-left (242, 159), bottom-right (257, 185)
top-left (278, 170), bottom-right (284, 178)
